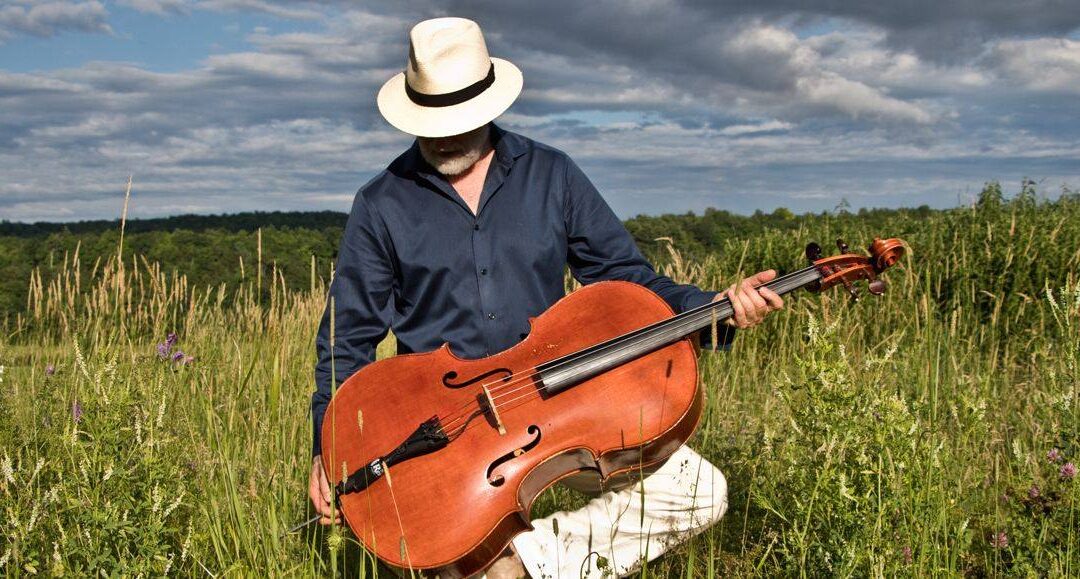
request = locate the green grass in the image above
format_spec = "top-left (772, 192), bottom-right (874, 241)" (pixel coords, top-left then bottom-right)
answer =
top-left (1, 184), bottom-right (1079, 576)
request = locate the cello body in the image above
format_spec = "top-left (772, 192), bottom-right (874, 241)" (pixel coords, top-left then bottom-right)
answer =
top-left (320, 280), bottom-right (703, 577)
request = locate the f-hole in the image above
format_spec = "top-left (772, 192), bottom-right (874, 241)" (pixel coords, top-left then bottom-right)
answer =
top-left (443, 368), bottom-right (512, 389)
top-left (486, 426), bottom-right (542, 487)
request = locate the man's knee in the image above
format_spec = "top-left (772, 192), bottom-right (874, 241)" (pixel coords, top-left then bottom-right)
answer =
top-left (667, 446), bottom-right (728, 529)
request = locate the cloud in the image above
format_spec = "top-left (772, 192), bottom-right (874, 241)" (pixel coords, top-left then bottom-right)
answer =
top-left (0, 1), bottom-right (111, 41)
top-left (0, 1), bottom-right (1077, 221)
top-left (116, 0), bottom-right (191, 16)
top-left (194, 0), bottom-right (323, 21)
top-left (987, 38), bottom-right (1080, 94)
top-left (717, 120), bottom-right (793, 136)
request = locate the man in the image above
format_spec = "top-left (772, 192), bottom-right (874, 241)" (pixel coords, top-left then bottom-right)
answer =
top-left (309, 17), bottom-right (783, 578)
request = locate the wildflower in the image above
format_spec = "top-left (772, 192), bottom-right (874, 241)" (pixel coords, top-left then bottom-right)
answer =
top-left (181, 522), bottom-right (192, 561)
top-left (989, 531), bottom-right (1008, 549)
top-left (51, 542), bottom-right (62, 574)
top-left (71, 400), bottom-right (83, 423)
top-left (156, 342), bottom-right (170, 359)
top-left (151, 484), bottom-right (163, 515)
top-left (172, 350), bottom-right (185, 363)
top-left (181, 355), bottom-right (195, 365)
top-left (1062, 462), bottom-right (1077, 481)
top-left (1047, 448), bottom-right (1062, 462)
top-left (1028, 484), bottom-right (1040, 499)
top-left (1, 454), bottom-right (14, 485)
top-left (166, 332), bottom-right (178, 348)
top-left (45, 364), bottom-right (55, 376)
top-left (327, 529), bottom-right (343, 552)
top-left (901, 545), bottom-right (913, 565)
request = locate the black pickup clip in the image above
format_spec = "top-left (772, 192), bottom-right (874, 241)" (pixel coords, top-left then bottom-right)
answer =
top-left (335, 417), bottom-right (449, 496)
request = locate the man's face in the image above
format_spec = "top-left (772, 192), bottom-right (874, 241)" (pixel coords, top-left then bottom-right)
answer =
top-left (417, 124), bottom-right (491, 176)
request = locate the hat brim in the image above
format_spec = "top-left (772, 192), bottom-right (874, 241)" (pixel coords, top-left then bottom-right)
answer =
top-left (377, 58), bottom-right (522, 138)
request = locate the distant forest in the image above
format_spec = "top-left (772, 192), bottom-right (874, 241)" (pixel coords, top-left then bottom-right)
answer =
top-left (0, 197), bottom-right (968, 316)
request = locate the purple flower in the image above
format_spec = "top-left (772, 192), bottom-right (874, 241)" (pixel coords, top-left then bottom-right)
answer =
top-left (1062, 462), bottom-right (1077, 481)
top-left (1028, 484), bottom-right (1040, 499)
top-left (989, 531), bottom-right (1008, 549)
top-left (181, 355), bottom-right (195, 366)
top-left (172, 350), bottom-right (185, 362)
top-left (901, 545), bottom-right (913, 565)
top-left (1047, 448), bottom-right (1062, 463)
top-left (166, 332), bottom-right (178, 348)
top-left (44, 364), bottom-right (55, 376)
top-left (156, 342), bottom-right (170, 359)
top-left (71, 400), bottom-right (83, 423)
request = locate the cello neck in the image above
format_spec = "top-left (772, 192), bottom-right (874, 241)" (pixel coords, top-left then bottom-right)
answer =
top-left (536, 266), bottom-right (822, 394)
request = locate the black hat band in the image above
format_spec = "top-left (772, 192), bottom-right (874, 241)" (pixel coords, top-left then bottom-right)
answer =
top-left (405, 62), bottom-right (496, 108)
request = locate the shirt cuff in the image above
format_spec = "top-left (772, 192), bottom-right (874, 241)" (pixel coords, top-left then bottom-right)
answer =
top-left (682, 291), bottom-right (736, 352)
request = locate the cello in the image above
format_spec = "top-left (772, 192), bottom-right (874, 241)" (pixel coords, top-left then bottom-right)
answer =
top-left (319, 237), bottom-right (905, 577)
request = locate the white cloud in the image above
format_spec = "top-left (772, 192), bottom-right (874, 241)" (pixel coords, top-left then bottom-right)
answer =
top-left (717, 120), bottom-right (794, 136)
top-left (194, 0), bottom-right (323, 21)
top-left (116, 0), bottom-right (191, 16)
top-left (989, 38), bottom-right (1080, 94)
top-left (0, 0), bottom-right (111, 41)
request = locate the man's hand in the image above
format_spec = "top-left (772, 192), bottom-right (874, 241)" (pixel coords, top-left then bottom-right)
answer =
top-left (309, 455), bottom-right (342, 525)
top-left (717, 269), bottom-right (784, 328)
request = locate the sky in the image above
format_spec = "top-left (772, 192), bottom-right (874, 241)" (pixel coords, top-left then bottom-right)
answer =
top-left (1, 1), bottom-right (1078, 222)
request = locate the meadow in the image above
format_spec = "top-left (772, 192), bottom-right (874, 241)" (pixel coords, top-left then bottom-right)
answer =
top-left (1, 182), bottom-right (1078, 577)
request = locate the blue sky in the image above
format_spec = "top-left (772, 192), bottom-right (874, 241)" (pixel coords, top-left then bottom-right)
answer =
top-left (1, 0), bottom-right (1078, 222)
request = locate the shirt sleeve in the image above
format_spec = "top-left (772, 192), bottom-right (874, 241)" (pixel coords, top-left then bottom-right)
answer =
top-left (563, 157), bottom-right (735, 351)
top-left (312, 190), bottom-right (396, 456)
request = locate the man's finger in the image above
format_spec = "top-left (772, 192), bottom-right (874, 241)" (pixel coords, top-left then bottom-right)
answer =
top-left (759, 287), bottom-right (784, 310)
top-left (730, 287), bottom-right (756, 328)
top-left (749, 269), bottom-right (777, 286)
top-left (741, 280), bottom-right (769, 314)
top-left (318, 469), bottom-right (332, 506)
top-left (740, 290), bottom-right (763, 325)
top-left (727, 287), bottom-right (747, 327)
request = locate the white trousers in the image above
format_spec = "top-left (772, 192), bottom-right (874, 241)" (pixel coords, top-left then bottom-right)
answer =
top-left (510, 445), bottom-right (728, 578)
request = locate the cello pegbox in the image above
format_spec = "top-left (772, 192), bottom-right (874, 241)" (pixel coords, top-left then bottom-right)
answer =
top-left (807, 236), bottom-right (905, 297)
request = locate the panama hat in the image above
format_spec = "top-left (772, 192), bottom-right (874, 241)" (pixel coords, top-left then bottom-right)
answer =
top-left (377, 17), bottom-right (523, 138)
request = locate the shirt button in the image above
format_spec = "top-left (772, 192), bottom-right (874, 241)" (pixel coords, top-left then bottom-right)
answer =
top-left (474, 224), bottom-right (480, 231)
top-left (480, 268), bottom-right (488, 275)
top-left (488, 313), bottom-right (496, 320)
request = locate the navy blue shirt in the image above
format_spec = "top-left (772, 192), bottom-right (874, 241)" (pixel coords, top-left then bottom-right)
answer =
top-left (312, 125), bottom-right (733, 455)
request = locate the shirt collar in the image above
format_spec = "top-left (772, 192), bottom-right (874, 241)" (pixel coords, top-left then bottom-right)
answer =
top-left (407, 123), bottom-right (527, 179)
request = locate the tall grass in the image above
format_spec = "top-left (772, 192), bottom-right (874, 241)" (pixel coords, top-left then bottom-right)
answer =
top-left (1, 184), bottom-right (1078, 576)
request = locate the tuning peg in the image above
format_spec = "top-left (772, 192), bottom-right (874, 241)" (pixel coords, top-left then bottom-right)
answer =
top-left (868, 279), bottom-right (887, 295)
top-left (836, 238), bottom-right (849, 253)
top-left (806, 242), bottom-right (822, 264)
top-left (841, 277), bottom-right (859, 302)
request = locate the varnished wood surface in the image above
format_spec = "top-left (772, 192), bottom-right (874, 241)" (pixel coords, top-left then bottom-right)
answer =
top-left (321, 281), bottom-right (703, 576)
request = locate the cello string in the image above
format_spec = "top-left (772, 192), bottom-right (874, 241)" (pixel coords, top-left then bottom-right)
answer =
top-left (437, 267), bottom-right (817, 434)
top-left (438, 300), bottom-right (730, 435)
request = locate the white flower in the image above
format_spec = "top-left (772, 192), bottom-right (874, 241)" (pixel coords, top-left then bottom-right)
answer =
top-left (1, 453), bottom-right (14, 485)
top-left (151, 484), bottom-right (162, 515)
top-left (163, 490), bottom-right (184, 519)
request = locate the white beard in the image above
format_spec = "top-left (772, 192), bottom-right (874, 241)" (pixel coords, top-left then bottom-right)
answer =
top-left (418, 126), bottom-right (491, 176)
